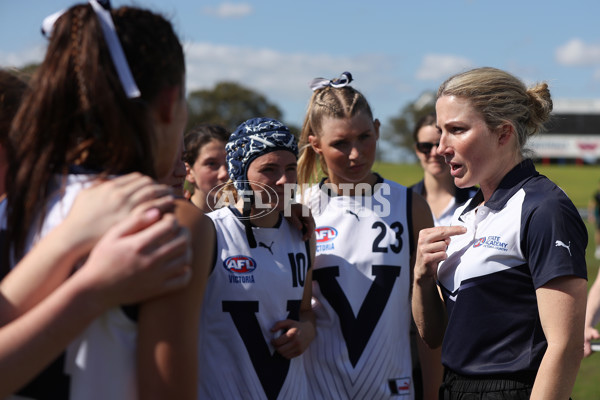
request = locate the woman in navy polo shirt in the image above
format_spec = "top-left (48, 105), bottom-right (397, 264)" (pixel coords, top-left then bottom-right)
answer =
top-left (412, 67), bottom-right (587, 400)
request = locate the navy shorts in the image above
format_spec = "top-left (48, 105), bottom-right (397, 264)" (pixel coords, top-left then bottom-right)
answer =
top-left (439, 369), bottom-right (536, 400)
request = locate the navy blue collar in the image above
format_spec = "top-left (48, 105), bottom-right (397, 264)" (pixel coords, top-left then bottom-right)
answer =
top-left (68, 164), bottom-right (103, 175)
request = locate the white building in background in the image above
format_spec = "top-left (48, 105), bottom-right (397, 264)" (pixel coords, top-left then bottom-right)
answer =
top-left (529, 99), bottom-right (600, 163)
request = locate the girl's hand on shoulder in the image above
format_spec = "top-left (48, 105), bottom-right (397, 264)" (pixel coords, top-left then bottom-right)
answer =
top-left (75, 208), bottom-right (192, 309)
top-left (65, 172), bottom-right (175, 252)
top-left (270, 319), bottom-right (315, 359)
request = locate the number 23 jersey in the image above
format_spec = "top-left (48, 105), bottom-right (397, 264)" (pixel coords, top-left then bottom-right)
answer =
top-left (302, 177), bottom-right (414, 399)
top-left (198, 206), bottom-right (311, 400)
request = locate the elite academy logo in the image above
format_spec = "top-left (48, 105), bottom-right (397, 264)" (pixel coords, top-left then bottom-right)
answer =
top-left (472, 235), bottom-right (508, 251)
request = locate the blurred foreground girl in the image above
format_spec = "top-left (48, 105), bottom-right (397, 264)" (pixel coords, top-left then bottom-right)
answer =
top-left (5, 2), bottom-right (214, 398)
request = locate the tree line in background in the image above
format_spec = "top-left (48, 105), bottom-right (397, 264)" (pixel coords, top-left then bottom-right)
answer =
top-left (12, 63), bottom-right (434, 160)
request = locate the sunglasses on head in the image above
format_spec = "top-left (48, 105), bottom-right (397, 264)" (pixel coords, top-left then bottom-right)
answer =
top-left (416, 141), bottom-right (440, 154)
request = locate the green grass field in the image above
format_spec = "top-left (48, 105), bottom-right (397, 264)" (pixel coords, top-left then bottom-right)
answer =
top-left (372, 161), bottom-right (600, 399)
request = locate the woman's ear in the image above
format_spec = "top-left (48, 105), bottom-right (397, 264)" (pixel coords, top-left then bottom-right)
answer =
top-left (373, 118), bottom-right (381, 140)
top-left (308, 135), bottom-right (322, 155)
top-left (497, 122), bottom-right (515, 146)
top-left (185, 162), bottom-right (196, 183)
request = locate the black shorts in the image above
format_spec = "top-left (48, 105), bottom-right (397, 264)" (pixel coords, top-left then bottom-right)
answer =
top-left (439, 369), bottom-right (535, 400)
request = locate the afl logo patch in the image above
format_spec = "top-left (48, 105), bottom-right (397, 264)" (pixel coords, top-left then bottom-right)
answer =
top-left (224, 255), bottom-right (257, 274)
top-left (316, 226), bottom-right (338, 243)
top-left (473, 237), bottom-right (486, 248)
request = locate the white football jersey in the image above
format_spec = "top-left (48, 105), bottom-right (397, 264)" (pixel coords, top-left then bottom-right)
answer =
top-left (301, 177), bottom-right (415, 399)
top-left (198, 206), bottom-right (311, 400)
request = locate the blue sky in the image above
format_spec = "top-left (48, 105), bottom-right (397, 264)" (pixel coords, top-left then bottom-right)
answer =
top-left (2, 0), bottom-right (600, 134)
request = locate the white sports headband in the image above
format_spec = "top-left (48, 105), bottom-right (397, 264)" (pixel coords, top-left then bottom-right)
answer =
top-left (41, 0), bottom-right (141, 99)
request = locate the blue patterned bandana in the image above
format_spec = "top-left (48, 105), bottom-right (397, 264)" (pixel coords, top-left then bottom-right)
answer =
top-left (226, 117), bottom-right (298, 193)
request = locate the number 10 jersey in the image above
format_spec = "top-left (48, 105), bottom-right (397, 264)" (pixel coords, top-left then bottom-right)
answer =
top-left (198, 207), bottom-right (311, 400)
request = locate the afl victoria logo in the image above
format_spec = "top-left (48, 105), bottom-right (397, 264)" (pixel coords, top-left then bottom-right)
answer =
top-left (473, 237), bottom-right (486, 248)
top-left (224, 255), bottom-right (257, 274)
top-left (315, 226), bottom-right (338, 243)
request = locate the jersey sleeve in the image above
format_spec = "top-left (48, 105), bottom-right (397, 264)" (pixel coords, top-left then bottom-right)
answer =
top-left (522, 187), bottom-right (588, 288)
